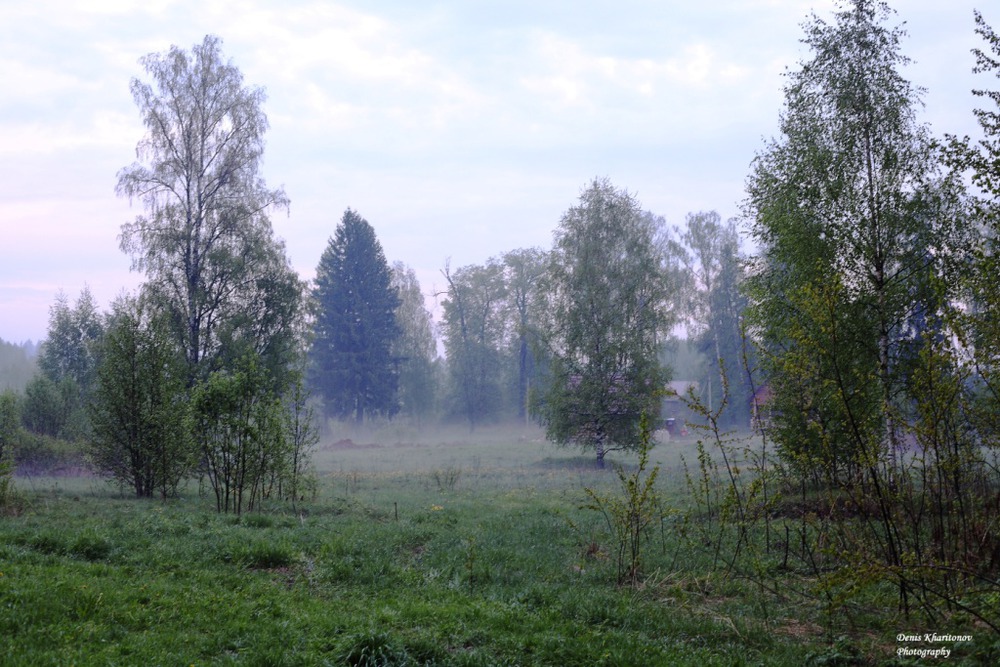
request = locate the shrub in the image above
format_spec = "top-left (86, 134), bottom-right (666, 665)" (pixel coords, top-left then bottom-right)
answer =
top-left (0, 461), bottom-right (23, 516)
top-left (431, 466), bottom-right (462, 492)
top-left (12, 431), bottom-right (86, 475)
top-left (583, 413), bottom-right (661, 586)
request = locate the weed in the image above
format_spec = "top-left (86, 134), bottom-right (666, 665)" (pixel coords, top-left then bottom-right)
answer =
top-left (583, 413), bottom-right (662, 586)
top-left (463, 536), bottom-right (479, 591)
top-left (432, 465), bottom-right (462, 492)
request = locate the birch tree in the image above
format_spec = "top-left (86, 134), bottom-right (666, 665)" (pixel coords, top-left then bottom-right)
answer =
top-left (540, 178), bottom-right (674, 466)
top-left (116, 35), bottom-right (300, 385)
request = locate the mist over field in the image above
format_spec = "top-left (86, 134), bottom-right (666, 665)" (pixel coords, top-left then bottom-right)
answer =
top-left (2, 1), bottom-right (1000, 664)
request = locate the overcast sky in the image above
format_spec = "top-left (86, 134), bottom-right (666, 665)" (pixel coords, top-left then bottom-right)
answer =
top-left (0, 0), bottom-right (989, 344)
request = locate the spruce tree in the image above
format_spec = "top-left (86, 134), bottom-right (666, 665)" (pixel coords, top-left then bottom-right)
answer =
top-left (310, 209), bottom-right (401, 423)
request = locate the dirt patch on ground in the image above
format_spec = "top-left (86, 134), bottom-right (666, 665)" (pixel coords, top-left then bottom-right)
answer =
top-left (320, 438), bottom-right (382, 451)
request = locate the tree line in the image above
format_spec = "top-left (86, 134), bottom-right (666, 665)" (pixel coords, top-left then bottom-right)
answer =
top-left (306, 179), bottom-right (750, 467)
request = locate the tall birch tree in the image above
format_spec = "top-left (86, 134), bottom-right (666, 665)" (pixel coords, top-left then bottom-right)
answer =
top-left (116, 35), bottom-right (301, 385)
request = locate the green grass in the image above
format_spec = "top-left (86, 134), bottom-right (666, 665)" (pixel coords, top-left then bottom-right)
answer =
top-left (1, 424), bottom-right (978, 665)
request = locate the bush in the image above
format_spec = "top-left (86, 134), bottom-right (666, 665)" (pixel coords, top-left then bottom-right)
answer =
top-left (583, 413), bottom-right (661, 586)
top-left (12, 431), bottom-right (86, 475)
top-left (0, 461), bottom-right (23, 516)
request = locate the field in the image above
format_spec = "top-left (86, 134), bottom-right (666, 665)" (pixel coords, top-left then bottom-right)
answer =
top-left (0, 424), bottom-right (985, 665)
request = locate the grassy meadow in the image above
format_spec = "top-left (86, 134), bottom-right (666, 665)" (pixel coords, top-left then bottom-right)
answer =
top-left (0, 424), bottom-right (989, 665)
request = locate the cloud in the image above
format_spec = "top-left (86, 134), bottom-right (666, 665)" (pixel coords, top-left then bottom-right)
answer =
top-left (241, 4), bottom-right (432, 84)
top-left (0, 58), bottom-right (95, 104)
top-left (186, 2), bottom-right (489, 154)
top-left (0, 112), bottom-right (138, 157)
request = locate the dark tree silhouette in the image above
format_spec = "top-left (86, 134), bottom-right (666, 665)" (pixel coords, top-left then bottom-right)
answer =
top-left (310, 209), bottom-right (401, 424)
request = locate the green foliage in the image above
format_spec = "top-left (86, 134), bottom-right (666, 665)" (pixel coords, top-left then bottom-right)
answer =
top-left (116, 34), bottom-right (301, 385)
top-left (1, 392), bottom-right (26, 513)
top-left (192, 351), bottom-right (316, 515)
top-left (583, 413), bottom-right (662, 585)
top-left (0, 389), bottom-right (19, 463)
top-left (88, 295), bottom-right (196, 499)
top-left (310, 208), bottom-right (401, 424)
top-left (8, 431), bottom-right (84, 475)
top-left (37, 287), bottom-right (104, 393)
top-left (737, 0), bottom-right (1000, 632)
top-left (194, 352), bottom-right (292, 514)
top-left (946, 11), bottom-right (1000, 407)
top-left (945, 10), bottom-right (1000, 212)
top-left (760, 274), bottom-right (885, 483)
top-left (441, 260), bottom-right (509, 427)
top-left (114, 33), bottom-right (307, 511)
top-left (681, 212), bottom-right (753, 427)
top-left (0, 460), bottom-right (21, 516)
top-left (20, 373), bottom-right (85, 441)
top-left (438, 249), bottom-right (548, 428)
top-left (279, 374), bottom-right (319, 508)
top-left (391, 262), bottom-right (438, 423)
top-left (20, 287), bottom-right (104, 443)
top-left (500, 248), bottom-right (548, 424)
top-left (539, 178), bottom-right (677, 463)
top-left (745, 0), bottom-right (965, 476)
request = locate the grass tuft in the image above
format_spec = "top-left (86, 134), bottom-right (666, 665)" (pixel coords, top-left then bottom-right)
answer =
top-left (237, 540), bottom-right (298, 569)
top-left (339, 631), bottom-right (411, 667)
top-left (69, 532), bottom-right (113, 561)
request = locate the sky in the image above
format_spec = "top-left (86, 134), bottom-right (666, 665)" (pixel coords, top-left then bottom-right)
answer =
top-left (0, 0), bottom-right (989, 344)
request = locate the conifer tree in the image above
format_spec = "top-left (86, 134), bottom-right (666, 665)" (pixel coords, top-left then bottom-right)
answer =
top-left (310, 209), bottom-right (401, 423)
